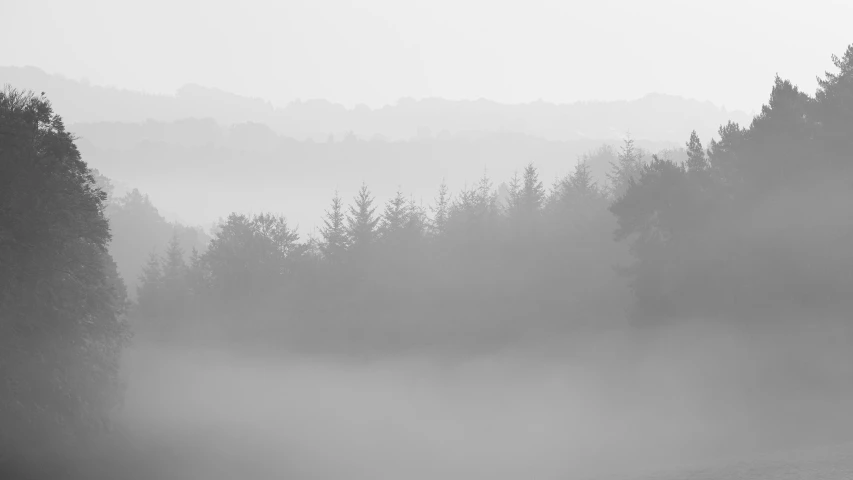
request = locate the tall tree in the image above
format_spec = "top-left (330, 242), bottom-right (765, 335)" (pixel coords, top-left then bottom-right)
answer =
top-left (520, 162), bottom-right (546, 214)
top-left (0, 88), bottom-right (129, 462)
top-left (346, 183), bottom-right (379, 265)
top-left (569, 158), bottom-right (597, 195)
top-left (685, 130), bottom-right (709, 173)
top-left (607, 135), bottom-right (643, 199)
top-left (430, 180), bottom-right (450, 237)
top-left (320, 191), bottom-right (348, 263)
top-left (136, 250), bottom-right (164, 318)
top-left (379, 188), bottom-right (409, 247)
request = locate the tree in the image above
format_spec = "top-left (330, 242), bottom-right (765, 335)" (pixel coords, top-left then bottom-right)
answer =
top-left (161, 231), bottom-right (189, 318)
top-left (506, 163), bottom-right (545, 235)
top-left (106, 187), bottom-right (209, 298)
top-left (607, 135), bottom-right (643, 199)
top-left (609, 156), bottom-right (693, 321)
top-left (814, 44), bottom-right (853, 167)
top-left (569, 158), bottom-right (597, 195)
top-left (186, 246), bottom-right (207, 294)
top-left (136, 249), bottom-right (164, 318)
top-left (404, 196), bottom-right (427, 244)
top-left (346, 183), bottom-right (379, 266)
top-left (379, 188), bottom-right (408, 248)
top-left (685, 130), bottom-right (709, 173)
top-left (520, 162), bottom-right (546, 214)
top-left (506, 171), bottom-right (522, 215)
top-left (320, 191), bottom-right (348, 263)
top-left (430, 180), bottom-right (450, 237)
top-left (0, 88), bottom-right (129, 464)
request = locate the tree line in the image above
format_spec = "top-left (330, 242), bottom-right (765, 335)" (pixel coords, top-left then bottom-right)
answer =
top-left (131, 45), bottom-right (853, 353)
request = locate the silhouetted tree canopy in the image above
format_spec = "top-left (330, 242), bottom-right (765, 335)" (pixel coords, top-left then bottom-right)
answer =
top-left (0, 87), bottom-right (130, 466)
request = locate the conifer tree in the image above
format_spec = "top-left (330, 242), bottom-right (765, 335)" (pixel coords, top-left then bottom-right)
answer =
top-left (137, 250), bottom-right (164, 318)
top-left (569, 158), bottom-right (597, 195)
top-left (379, 189), bottom-right (409, 245)
top-left (607, 135), bottom-right (643, 199)
top-left (346, 183), bottom-right (379, 264)
top-left (430, 180), bottom-right (451, 237)
top-left (520, 162), bottom-right (545, 214)
top-left (685, 130), bottom-right (709, 173)
top-left (320, 191), bottom-right (348, 263)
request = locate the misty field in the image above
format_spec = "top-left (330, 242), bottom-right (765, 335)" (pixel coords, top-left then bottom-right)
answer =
top-left (82, 318), bottom-right (852, 480)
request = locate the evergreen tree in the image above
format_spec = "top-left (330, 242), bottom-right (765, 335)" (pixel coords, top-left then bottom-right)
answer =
top-left (430, 180), bottom-right (450, 237)
top-left (685, 130), bottom-right (709, 173)
top-left (320, 191), bottom-right (348, 263)
top-left (569, 158), bottom-right (597, 195)
top-left (404, 196), bottom-right (427, 245)
top-left (379, 188), bottom-right (409, 246)
top-left (507, 163), bottom-right (545, 231)
top-left (163, 232), bottom-right (187, 279)
top-left (346, 183), bottom-right (379, 265)
top-left (507, 170), bottom-right (522, 215)
top-left (475, 169), bottom-right (497, 214)
top-left (136, 250), bottom-right (164, 318)
top-left (607, 135), bottom-right (643, 199)
top-left (520, 162), bottom-right (545, 214)
top-left (186, 246), bottom-right (207, 294)
top-left (161, 231), bottom-right (189, 317)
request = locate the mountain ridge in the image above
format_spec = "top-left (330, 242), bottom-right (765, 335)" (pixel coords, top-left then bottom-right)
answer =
top-left (1, 65), bottom-right (751, 144)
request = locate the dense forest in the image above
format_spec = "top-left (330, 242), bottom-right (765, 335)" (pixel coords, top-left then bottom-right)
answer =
top-left (127, 44), bottom-right (853, 353)
top-left (1, 44), bottom-right (852, 477)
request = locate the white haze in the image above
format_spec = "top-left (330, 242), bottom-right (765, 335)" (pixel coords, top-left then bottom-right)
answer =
top-left (105, 318), bottom-right (853, 480)
top-left (3, 0), bottom-right (852, 113)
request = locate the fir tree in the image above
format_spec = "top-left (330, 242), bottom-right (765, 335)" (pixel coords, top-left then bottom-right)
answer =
top-left (430, 180), bottom-right (451, 237)
top-left (607, 135), bottom-right (643, 199)
top-left (320, 191), bottom-right (348, 263)
top-left (346, 183), bottom-right (379, 263)
top-left (379, 189), bottom-right (409, 245)
top-left (685, 130), bottom-right (709, 173)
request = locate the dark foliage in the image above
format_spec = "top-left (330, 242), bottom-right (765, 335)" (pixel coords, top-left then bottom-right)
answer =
top-left (0, 87), bottom-right (130, 470)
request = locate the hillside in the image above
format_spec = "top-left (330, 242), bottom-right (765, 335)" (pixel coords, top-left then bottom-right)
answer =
top-left (76, 128), bottom-right (682, 233)
top-left (0, 66), bottom-right (751, 143)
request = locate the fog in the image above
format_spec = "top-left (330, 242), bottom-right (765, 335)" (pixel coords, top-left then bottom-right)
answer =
top-left (3, 2), bottom-right (853, 478)
top-left (96, 316), bottom-right (853, 480)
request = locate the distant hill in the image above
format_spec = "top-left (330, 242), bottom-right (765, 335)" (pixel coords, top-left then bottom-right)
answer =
top-left (77, 128), bottom-right (681, 234)
top-left (1, 66), bottom-right (751, 144)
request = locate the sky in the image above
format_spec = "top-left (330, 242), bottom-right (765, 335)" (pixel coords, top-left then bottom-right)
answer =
top-left (2, 0), bottom-right (850, 113)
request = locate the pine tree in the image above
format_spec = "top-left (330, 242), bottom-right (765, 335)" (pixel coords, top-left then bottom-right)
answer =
top-left (187, 246), bottom-right (207, 294)
top-left (544, 174), bottom-right (563, 209)
top-left (507, 163), bottom-right (545, 222)
top-left (685, 130), bottom-right (709, 173)
top-left (520, 162), bottom-right (545, 214)
top-left (607, 135), bottom-right (643, 199)
top-left (346, 183), bottom-right (379, 264)
top-left (379, 189), bottom-right (409, 245)
top-left (404, 196), bottom-right (427, 245)
top-left (320, 191), bottom-right (348, 263)
top-left (163, 232), bottom-right (187, 281)
top-left (569, 158), bottom-right (597, 195)
top-left (507, 171), bottom-right (522, 215)
top-left (476, 169), bottom-right (496, 213)
top-left (430, 180), bottom-right (451, 237)
top-left (136, 250), bottom-right (164, 318)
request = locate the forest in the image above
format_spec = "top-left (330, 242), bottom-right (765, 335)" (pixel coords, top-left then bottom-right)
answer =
top-left (1, 44), bottom-right (852, 479)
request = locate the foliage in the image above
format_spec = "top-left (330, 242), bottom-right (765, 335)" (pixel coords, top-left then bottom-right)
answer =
top-left (0, 87), bottom-right (129, 465)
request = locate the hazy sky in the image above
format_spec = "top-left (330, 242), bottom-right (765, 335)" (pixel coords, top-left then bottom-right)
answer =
top-left (3, 0), bottom-right (850, 112)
